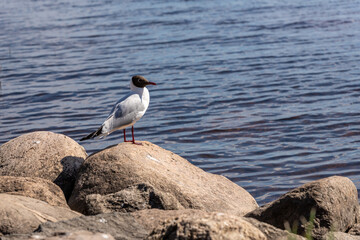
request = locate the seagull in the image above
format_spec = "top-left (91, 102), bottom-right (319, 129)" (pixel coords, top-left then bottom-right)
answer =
top-left (80, 75), bottom-right (156, 145)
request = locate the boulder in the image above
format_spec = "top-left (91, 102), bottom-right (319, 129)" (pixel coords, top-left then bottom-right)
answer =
top-left (0, 193), bottom-right (81, 235)
top-left (68, 142), bottom-right (257, 215)
top-left (146, 211), bottom-right (267, 240)
top-left (0, 176), bottom-right (68, 208)
top-left (321, 232), bottom-right (360, 240)
top-left (37, 209), bottom-right (267, 240)
top-left (246, 176), bottom-right (359, 239)
top-left (37, 212), bottom-right (149, 240)
top-left (0, 131), bottom-right (87, 199)
top-left (133, 208), bottom-right (305, 240)
top-left (1, 231), bottom-right (115, 240)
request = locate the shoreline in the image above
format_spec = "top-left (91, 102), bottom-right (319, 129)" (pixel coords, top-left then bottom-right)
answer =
top-left (0, 131), bottom-right (359, 240)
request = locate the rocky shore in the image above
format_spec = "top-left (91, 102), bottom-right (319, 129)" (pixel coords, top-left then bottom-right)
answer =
top-left (0, 131), bottom-right (359, 240)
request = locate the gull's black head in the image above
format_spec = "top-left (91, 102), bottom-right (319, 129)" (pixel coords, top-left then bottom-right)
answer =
top-left (132, 75), bottom-right (156, 88)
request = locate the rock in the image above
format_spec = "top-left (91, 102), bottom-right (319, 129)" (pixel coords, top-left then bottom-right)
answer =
top-left (134, 208), bottom-right (300, 240)
top-left (37, 209), bottom-right (268, 240)
top-left (130, 209), bottom-right (204, 231)
top-left (0, 193), bottom-right (81, 235)
top-left (1, 231), bottom-right (115, 240)
top-left (36, 209), bottom-right (207, 240)
top-left (68, 141), bottom-right (257, 215)
top-left (348, 223), bottom-right (360, 235)
top-left (246, 176), bottom-right (359, 239)
top-left (37, 212), bottom-right (149, 240)
top-left (146, 211), bottom-right (267, 240)
top-left (0, 176), bottom-right (68, 208)
top-left (0, 131), bottom-right (87, 199)
top-left (84, 184), bottom-right (165, 215)
top-left (321, 232), bottom-right (360, 240)
top-left (48, 231), bottom-right (115, 240)
top-left (245, 217), bottom-right (306, 240)
top-left (34, 209), bottom-right (306, 240)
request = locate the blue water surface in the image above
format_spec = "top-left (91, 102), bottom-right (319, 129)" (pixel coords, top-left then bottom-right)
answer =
top-left (1, 0), bottom-right (360, 205)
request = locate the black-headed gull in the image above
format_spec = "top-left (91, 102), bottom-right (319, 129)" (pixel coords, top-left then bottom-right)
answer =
top-left (80, 75), bottom-right (156, 144)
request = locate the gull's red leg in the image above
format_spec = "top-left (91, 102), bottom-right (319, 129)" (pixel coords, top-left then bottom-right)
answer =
top-left (131, 125), bottom-right (142, 145)
top-left (124, 129), bottom-right (131, 142)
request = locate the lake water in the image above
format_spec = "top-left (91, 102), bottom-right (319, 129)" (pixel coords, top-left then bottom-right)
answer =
top-left (1, 0), bottom-right (360, 205)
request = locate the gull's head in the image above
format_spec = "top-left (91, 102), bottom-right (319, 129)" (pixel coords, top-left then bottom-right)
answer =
top-left (131, 75), bottom-right (156, 88)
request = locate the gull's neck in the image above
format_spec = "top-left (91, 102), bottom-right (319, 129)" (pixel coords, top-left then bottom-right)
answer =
top-left (130, 80), bottom-right (145, 95)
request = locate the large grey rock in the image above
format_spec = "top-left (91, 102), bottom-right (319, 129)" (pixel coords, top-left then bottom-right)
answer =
top-left (246, 176), bottom-right (359, 239)
top-left (0, 176), bottom-right (68, 208)
top-left (0, 193), bottom-right (81, 235)
top-left (0, 131), bottom-right (87, 199)
top-left (146, 211), bottom-right (267, 240)
top-left (68, 141), bottom-right (257, 215)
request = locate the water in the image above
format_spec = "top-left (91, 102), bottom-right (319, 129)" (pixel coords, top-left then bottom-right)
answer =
top-left (1, 0), bottom-right (360, 206)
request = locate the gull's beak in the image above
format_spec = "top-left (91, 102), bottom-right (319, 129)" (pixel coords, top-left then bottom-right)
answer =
top-left (147, 81), bottom-right (157, 85)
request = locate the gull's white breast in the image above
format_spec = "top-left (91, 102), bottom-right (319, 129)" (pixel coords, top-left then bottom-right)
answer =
top-left (101, 87), bottom-right (150, 135)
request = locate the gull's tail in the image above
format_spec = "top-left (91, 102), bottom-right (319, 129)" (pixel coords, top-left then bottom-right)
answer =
top-left (80, 126), bottom-right (103, 141)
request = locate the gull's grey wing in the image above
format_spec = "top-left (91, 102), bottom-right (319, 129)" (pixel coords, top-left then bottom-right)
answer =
top-left (101, 93), bottom-right (145, 134)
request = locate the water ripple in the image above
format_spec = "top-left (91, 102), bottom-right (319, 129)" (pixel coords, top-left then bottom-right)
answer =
top-left (1, 0), bottom-right (360, 205)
